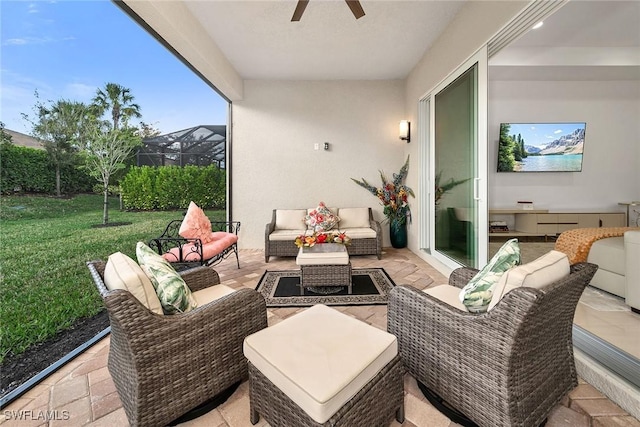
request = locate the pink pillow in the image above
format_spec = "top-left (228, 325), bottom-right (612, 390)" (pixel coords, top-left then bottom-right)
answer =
top-left (179, 201), bottom-right (213, 243)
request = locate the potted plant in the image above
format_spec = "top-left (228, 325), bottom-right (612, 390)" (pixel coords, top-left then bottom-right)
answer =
top-left (352, 155), bottom-right (414, 248)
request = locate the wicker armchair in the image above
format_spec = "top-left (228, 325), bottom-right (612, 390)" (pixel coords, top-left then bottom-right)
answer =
top-left (388, 262), bottom-right (597, 427)
top-left (87, 261), bottom-right (267, 427)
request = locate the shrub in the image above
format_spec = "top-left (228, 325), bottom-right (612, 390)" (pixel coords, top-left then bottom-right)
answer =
top-left (120, 165), bottom-right (226, 210)
top-left (0, 143), bottom-right (95, 195)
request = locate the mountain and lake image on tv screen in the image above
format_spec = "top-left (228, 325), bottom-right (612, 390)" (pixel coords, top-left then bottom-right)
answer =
top-left (497, 122), bottom-right (586, 172)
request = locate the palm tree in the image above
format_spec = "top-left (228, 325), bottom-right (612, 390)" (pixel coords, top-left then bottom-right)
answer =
top-left (91, 83), bottom-right (141, 130)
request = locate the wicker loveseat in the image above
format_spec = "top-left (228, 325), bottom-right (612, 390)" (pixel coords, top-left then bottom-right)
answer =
top-left (388, 262), bottom-right (597, 427)
top-left (87, 261), bottom-right (267, 427)
top-left (264, 207), bottom-right (382, 262)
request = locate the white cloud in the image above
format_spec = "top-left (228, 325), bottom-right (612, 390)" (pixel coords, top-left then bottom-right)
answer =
top-left (3, 36), bottom-right (55, 46)
top-left (64, 83), bottom-right (97, 101)
top-left (554, 129), bottom-right (563, 134)
top-left (0, 70), bottom-right (55, 132)
top-left (28, 3), bottom-right (39, 14)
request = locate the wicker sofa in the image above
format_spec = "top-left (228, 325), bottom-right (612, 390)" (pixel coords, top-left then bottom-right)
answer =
top-left (264, 207), bottom-right (382, 262)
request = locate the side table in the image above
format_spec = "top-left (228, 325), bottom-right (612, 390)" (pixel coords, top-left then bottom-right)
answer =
top-left (296, 243), bottom-right (352, 294)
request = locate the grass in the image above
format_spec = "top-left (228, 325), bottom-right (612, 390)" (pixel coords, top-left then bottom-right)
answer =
top-left (0, 194), bottom-right (225, 363)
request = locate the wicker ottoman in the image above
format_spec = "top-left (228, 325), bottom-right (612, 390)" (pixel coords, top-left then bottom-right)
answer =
top-left (296, 243), bottom-right (352, 294)
top-left (243, 304), bottom-right (404, 427)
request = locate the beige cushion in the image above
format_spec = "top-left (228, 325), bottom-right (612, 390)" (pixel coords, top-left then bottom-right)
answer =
top-left (296, 244), bottom-right (349, 266)
top-left (587, 237), bottom-right (624, 275)
top-left (488, 250), bottom-right (570, 311)
top-left (275, 209), bottom-right (306, 230)
top-left (336, 208), bottom-right (370, 229)
top-left (424, 285), bottom-right (467, 311)
top-left (192, 284), bottom-right (235, 306)
top-left (269, 229), bottom-right (307, 241)
top-left (338, 227), bottom-right (377, 239)
top-left (243, 304), bottom-right (397, 424)
top-left (104, 252), bottom-right (163, 315)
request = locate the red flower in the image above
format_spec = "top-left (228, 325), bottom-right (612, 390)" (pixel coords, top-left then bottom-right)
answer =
top-left (316, 233), bottom-right (328, 243)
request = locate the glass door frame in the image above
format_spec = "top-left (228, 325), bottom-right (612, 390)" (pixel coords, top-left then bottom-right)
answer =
top-left (419, 46), bottom-right (488, 269)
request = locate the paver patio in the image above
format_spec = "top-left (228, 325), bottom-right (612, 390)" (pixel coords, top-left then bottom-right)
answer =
top-left (2, 248), bottom-right (638, 427)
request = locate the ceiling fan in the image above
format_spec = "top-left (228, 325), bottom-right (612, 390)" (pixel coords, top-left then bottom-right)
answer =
top-left (291, 0), bottom-right (365, 22)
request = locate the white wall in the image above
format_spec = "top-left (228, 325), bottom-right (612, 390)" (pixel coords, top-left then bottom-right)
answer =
top-left (232, 80), bottom-right (405, 249)
top-left (489, 80), bottom-right (640, 211)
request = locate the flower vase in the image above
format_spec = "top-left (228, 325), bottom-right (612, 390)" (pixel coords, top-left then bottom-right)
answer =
top-left (389, 219), bottom-right (407, 249)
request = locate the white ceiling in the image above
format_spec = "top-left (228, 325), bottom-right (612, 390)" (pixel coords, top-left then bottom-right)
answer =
top-left (490, 1), bottom-right (640, 81)
top-left (185, 0), bottom-right (466, 80)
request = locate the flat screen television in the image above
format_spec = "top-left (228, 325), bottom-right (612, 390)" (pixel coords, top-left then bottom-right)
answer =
top-left (497, 122), bottom-right (586, 172)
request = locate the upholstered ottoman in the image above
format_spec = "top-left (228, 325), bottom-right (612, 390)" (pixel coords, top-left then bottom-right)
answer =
top-left (243, 304), bottom-right (404, 426)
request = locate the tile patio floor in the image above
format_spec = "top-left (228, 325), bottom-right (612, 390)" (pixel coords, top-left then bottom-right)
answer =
top-left (2, 248), bottom-right (639, 427)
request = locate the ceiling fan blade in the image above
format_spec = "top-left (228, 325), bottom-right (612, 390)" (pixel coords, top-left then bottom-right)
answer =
top-left (291, 0), bottom-right (309, 21)
top-left (345, 0), bottom-right (365, 19)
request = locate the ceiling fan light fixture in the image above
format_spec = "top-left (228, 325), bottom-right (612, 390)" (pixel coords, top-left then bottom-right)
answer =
top-left (291, 0), bottom-right (365, 22)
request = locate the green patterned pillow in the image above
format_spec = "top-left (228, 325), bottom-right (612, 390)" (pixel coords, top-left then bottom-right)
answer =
top-left (136, 242), bottom-right (198, 314)
top-left (459, 238), bottom-right (521, 312)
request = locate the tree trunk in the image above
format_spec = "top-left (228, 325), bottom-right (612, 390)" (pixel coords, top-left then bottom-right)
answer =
top-left (103, 186), bottom-right (109, 225)
top-left (55, 167), bottom-right (61, 197)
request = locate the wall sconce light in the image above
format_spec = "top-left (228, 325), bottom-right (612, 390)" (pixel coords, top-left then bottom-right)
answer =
top-left (399, 120), bottom-right (410, 143)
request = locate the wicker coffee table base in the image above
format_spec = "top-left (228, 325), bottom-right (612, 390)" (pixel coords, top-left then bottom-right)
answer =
top-left (300, 263), bottom-right (352, 295)
top-left (248, 355), bottom-right (405, 427)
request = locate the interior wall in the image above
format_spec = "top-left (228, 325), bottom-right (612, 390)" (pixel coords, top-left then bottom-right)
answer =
top-left (232, 80), bottom-right (405, 249)
top-left (489, 80), bottom-right (640, 211)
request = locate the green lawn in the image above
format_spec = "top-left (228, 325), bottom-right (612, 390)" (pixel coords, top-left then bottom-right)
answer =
top-left (0, 194), bottom-right (225, 363)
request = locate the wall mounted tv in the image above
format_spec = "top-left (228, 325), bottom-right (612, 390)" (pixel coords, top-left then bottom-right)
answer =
top-left (497, 122), bottom-right (586, 172)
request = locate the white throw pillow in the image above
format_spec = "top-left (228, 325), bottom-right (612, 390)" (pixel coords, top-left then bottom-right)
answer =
top-left (488, 250), bottom-right (570, 311)
top-left (275, 209), bottom-right (306, 230)
top-left (336, 208), bottom-right (370, 229)
top-left (104, 252), bottom-right (163, 315)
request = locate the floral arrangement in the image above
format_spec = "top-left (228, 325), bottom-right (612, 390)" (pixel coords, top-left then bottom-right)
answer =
top-left (434, 171), bottom-right (470, 206)
top-left (294, 231), bottom-right (351, 248)
top-left (351, 155), bottom-right (414, 225)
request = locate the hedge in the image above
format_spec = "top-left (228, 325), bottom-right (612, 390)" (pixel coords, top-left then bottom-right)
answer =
top-left (120, 165), bottom-right (226, 210)
top-left (0, 143), bottom-right (95, 195)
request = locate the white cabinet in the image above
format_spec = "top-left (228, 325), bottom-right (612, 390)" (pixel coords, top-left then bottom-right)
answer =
top-left (489, 210), bottom-right (625, 238)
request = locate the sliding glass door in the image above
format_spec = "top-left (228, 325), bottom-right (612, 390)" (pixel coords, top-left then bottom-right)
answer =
top-left (421, 48), bottom-right (488, 269)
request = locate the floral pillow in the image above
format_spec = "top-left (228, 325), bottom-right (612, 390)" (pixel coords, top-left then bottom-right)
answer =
top-left (305, 202), bottom-right (340, 232)
top-left (179, 201), bottom-right (213, 244)
top-left (459, 238), bottom-right (521, 312)
top-left (136, 242), bottom-right (198, 314)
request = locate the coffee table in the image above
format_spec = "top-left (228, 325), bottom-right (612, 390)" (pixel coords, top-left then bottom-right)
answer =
top-left (295, 243), bottom-right (352, 295)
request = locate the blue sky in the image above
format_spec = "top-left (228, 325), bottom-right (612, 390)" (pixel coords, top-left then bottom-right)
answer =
top-left (504, 122), bottom-right (586, 148)
top-left (1, 0), bottom-right (228, 135)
